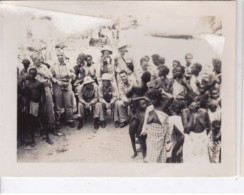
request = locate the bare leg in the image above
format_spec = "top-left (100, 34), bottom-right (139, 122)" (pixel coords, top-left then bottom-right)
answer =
top-left (129, 118), bottom-right (139, 158)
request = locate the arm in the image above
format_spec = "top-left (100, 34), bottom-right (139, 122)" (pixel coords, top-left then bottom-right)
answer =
top-left (77, 85), bottom-right (87, 105)
top-left (205, 111), bottom-right (211, 135)
top-left (90, 85), bottom-right (98, 105)
top-left (98, 85), bottom-right (107, 104)
top-left (110, 84), bottom-right (118, 105)
top-left (181, 109), bottom-right (194, 134)
top-left (182, 78), bottom-right (193, 93)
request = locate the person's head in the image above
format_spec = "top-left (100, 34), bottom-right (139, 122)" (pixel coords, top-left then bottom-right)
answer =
top-left (185, 53), bottom-right (193, 64)
top-left (198, 83), bottom-right (206, 95)
top-left (147, 88), bottom-right (162, 107)
top-left (208, 100), bottom-right (218, 112)
top-left (119, 70), bottom-right (128, 84)
top-left (102, 79), bottom-right (111, 87)
top-left (143, 56), bottom-right (150, 62)
top-left (141, 71), bottom-right (151, 84)
top-left (172, 65), bottom-right (185, 78)
top-left (212, 120), bottom-right (221, 133)
top-left (210, 86), bottom-right (220, 100)
top-left (57, 51), bottom-right (65, 64)
top-left (84, 82), bottom-right (93, 89)
top-left (158, 57), bottom-right (165, 66)
top-left (77, 53), bottom-right (86, 66)
top-left (118, 45), bottom-right (128, 56)
top-left (101, 73), bottom-right (112, 87)
top-left (171, 99), bottom-right (186, 115)
top-left (103, 50), bottom-right (111, 57)
top-left (173, 60), bottom-right (181, 68)
top-left (101, 47), bottom-right (113, 57)
top-left (151, 54), bottom-right (160, 66)
top-left (140, 57), bottom-right (149, 71)
top-left (85, 55), bottom-right (94, 67)
top-left (191, 63), bottom-right (202, 75)
top-left (22, 59), bottom-right (31, 70)
top-left (189, 101), bottom-right (199, 112)
top-left (212, 59), bottom-right (222, 74)
top-left (28, 68), bottom-right (37, 80)
top-left (31, 52), bottom-right (43, 67)
top-left (158, 65), bottom-right (169, 77)
top-left (138, 99), bottom-right (149, 111)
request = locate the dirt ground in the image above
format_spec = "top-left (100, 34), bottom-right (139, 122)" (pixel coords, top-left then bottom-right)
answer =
top-left (17, 114), bottom-right (143, 163)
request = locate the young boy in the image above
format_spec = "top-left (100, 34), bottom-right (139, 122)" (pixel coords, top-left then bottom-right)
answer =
top-left (25, 68), bottom-right (53, 146)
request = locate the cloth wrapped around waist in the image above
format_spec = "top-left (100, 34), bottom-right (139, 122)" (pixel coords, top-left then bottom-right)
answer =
top-left (29, 101), bottom-right (40, 117)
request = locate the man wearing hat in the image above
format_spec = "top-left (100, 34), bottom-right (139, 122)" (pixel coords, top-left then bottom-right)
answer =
top-left (83, 55), bottom-right (98, 83)
top-left (77, 76), bottom-right (98, 130)
top-left (51, 51), bottom-right (76, 128)
top-left (95, 73), bottom-right (118, 129)
top-left (115, 44), bottom-right (135, 82)
top-left (100, 46), bottom-right (114, 77)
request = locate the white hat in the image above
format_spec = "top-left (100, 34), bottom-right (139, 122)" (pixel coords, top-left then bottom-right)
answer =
top-left (118, 43), bottom-right (128, 50)
top-left (101, 46), bottom-right (113, 54)
top-left (101, 73), bottom-right (113, 81)
top-left (83, 76), bottom-right (94, 84)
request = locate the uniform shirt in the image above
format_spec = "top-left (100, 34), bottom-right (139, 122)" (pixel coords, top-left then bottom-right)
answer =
top-left (115, 54), bottom-right (134, 74)
top-left (99, 56), bottom-right (114, 76)
top-left (118, 78), bottom-right (135, 103)
top-left (78, 83), bottom-right (98, 104)
top-left (51, 63), bottom-right (75, 82)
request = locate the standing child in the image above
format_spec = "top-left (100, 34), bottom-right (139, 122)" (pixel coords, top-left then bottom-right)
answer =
top-left (25, 68), bottom-right (53, 147)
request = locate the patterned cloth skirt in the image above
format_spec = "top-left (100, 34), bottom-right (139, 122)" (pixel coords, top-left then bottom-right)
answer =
top-left (146, 123), bottom-right (168, 163)
top-left (208, 132), bottom-right (221, 163)
top-left (183, 131), bottom-right (209, 163)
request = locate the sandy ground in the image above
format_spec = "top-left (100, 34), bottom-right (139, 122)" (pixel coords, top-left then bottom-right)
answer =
top-left (17, 26), bottom-right (220, 163)
top-left (17, 115), bottom-right (143, 163)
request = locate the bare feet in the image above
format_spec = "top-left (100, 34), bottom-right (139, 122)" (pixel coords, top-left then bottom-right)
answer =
top-left (46, 138), bottom-right (54, 145)
top-left (131, 153), bottom-right (137, 159)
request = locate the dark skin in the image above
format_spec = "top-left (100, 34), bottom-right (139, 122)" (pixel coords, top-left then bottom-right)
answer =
top-left (25, 69), bottom-right (53, 146)
top-left (181, 102), bottom-right (211, 134)
top-left (129, 99), bottom-right (148, 159)
top-left (169, 66), bottom-right (193, 93)
top-left (157, 67), bottom-right (173, 92)
top-left (147, 99), bottom-right (162, 125)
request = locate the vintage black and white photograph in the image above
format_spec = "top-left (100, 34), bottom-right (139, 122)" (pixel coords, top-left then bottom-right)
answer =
top-left (0, 1), bottom-right (236, 176)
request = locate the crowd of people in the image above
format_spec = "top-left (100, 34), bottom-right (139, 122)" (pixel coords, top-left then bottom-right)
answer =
top-left (17, 42), bottom-right (222, 163)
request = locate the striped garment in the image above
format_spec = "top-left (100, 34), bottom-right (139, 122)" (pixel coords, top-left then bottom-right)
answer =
top-left (146, 123), bottom-right (169, 163)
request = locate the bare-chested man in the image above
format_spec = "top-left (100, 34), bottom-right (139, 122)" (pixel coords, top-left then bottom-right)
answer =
top-left (25, 68), bottom-right (53, 146)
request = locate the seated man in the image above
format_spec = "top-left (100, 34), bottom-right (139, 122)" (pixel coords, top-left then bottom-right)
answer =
top-left (114, 70), bottom-right (135, 128)
top-left (77, 76), bottom-right (98, 130)
top-left (95, 73), bottom-right (118, 129)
